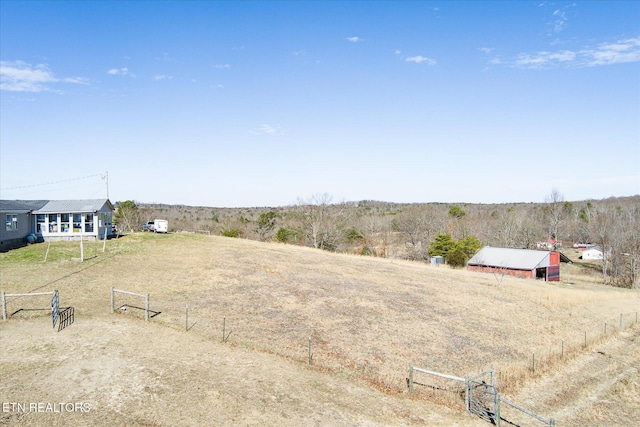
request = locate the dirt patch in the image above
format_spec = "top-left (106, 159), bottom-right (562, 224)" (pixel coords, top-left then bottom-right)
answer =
top-left (0, 316), bottom-right (481, 426)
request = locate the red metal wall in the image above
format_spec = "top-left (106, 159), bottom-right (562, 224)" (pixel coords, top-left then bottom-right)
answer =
top-left (467, 265), bottom-right (536, 279)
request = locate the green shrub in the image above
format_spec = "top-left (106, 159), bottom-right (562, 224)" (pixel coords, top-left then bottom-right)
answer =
top-left (447, 247), bottom-right (468, 268)
top-left (221, 228), bottom-right (240, 238)
top-left (275, 227), bottom-right (294, 243)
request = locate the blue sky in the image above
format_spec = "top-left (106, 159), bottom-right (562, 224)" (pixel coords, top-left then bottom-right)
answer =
top-left (1, 1), bottom-right (639, 207)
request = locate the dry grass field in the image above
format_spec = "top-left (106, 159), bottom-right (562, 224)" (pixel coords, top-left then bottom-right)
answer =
top-left (1, 233), bottom-right (638, 426)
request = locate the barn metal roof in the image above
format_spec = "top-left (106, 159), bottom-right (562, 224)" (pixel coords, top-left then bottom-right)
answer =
top-left (467, 247), bottom-right (551, 270)
top-left (33, 199), bottom-right (114, 213)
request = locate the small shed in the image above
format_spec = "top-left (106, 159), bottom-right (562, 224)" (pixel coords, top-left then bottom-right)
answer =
top-left (467, 246), bottom-right (561, 281)
top-left (430, 256), bottom-right (444, 266)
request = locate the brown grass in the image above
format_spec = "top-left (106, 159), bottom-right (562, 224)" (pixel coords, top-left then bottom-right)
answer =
top-left (1, 233), bottom-right (639, 425)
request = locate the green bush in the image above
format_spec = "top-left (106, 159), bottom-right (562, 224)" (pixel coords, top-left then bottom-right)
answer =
top-left (447, 247), bottom-right (468, 268)
top-left (221, 228), bottom-right (240, 238)
top-left (275, 227), bottom-right (294, 243)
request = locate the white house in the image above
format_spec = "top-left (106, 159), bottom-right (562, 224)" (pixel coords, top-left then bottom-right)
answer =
top-left (582, 246), bottom-right (605, 260)
top-left (32, 199), bottom-right (115, 241)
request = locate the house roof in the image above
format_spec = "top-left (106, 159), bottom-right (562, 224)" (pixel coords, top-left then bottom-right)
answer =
top-left (33, 199), bottom-right (114, 214)
top-left (467, 247), bottom-right (551, 270)
top-left (0, 200), bottom-right (48, 213)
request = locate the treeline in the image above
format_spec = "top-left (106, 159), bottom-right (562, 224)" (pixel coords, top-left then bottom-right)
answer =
top-left (114, 193), bottom-right (640, 288)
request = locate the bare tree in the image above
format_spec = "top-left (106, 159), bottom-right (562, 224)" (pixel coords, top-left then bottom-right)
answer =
top-left (296, 193), bottom-right (349, 251)
top-left (544, 188), bottom-right (566, 249)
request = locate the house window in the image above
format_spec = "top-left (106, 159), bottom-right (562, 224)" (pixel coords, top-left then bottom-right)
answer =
top-left (36, 214), bottom-right (45, 233)
top-left (48, 214), bottom-right (58, 232)
top-left (85, 213), bottom-right (94, 232)
top-left (5, 214), bottom-right (18, 231)
top-left (61, 213), bottom-right (70, 233)
top-left (73, 214), bottom-right (82, 233)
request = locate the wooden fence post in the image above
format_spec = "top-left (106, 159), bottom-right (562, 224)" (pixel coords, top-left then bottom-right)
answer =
top-left (561, 339), bottom-right (564, 358)
top-left (532, 353), bottom-right (535, 373)
top-left (1, 291), bottom-right (6, 321)
top-left (145, 294), bottom-right (149, 321)
top-left (110, 287), bottom-right (114, 314)
top-left (620, 313), bottom-right (624, 330)
top-left (495, 393), bottom-right (501, 427)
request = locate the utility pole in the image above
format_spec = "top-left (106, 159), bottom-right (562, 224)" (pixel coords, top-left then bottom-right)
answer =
top-left (103, 171), bottom-right (109, 200)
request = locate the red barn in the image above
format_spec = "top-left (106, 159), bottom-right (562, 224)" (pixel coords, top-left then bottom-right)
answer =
top-left (467, 247), bottom-right (561, 281)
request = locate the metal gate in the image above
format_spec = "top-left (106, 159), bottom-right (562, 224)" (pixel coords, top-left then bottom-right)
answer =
top-left (468, 380), bottom-right (498, 425)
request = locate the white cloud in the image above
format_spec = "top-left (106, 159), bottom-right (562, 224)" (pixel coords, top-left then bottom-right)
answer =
top-left (153, 74), bottom-right (173, 81)
top-left (213, 64), bottom-right (231, 69)
top-left (584, 38), bottom-right (640, 66)
top-left (552, 9), bottom-right (567, 32)
top-left (107, 67), bottom-right (135, 77)
top-left (480, 47), bottom-right (494, 54)
top-left (405, 55), bottom-right (436, 65)
top-left (512, 37), bottom-right (640, 69)
top-left (346, 36), bottom-right (363, 43)
top-left (250, 124), bottom-right (281, 135)
top-left (0, 60), bottom-right (88, 92)
top-left (516, 50), bottom-right (576, 67)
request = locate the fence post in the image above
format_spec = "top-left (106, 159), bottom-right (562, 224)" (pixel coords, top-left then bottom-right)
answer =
top-left (110, 287), bottom-right (114, 314)
top-left (308, 336), bottom-right (312, 365)
top-left (1, 291), bottom-right (6, 321)
top-left (604, 322), bottom-right (607, 335)
top-left (185, 304), bottom-right (189, 331)
top-left (223, 317), bottom-right (226, 342)
top-left (490, 366), bottom-right (495, 387)
top-left (550, 418), bottom-right (556, 427)
top-left (409, 363), bottom-right (414, 394)
top-left (495, 393), bottom-right (501, 427)
top-left (464, 377), bottom-right (469, 410)
top-left (620, 313), bottom-right (624, 330)
top-left (145, 294), bottom-right (149, 321)
top-left (584, 330), bottom-right (587, 348)
top-left (532, 352), bottom-right (535, 373)
top-left (561, 339), bottom-right (564, 358)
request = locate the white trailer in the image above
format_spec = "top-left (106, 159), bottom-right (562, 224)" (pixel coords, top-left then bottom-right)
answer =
top-left (154, 219), bottom-right (168, 233)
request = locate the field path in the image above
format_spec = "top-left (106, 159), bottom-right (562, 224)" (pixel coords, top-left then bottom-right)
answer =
top-left (509, 326), bottom-right (640, 426)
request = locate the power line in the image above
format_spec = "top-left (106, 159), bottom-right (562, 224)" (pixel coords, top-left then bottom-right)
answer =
top-left (0, 173), bottom-right (104, 192)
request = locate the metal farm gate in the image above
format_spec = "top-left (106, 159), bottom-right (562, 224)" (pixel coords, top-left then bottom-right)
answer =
top-left (466, 368), bottom-right (498, 425)
top-left (408, 365), bottom-right (555, 426)
top-left (468, 379), bottom-right (498, 424)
